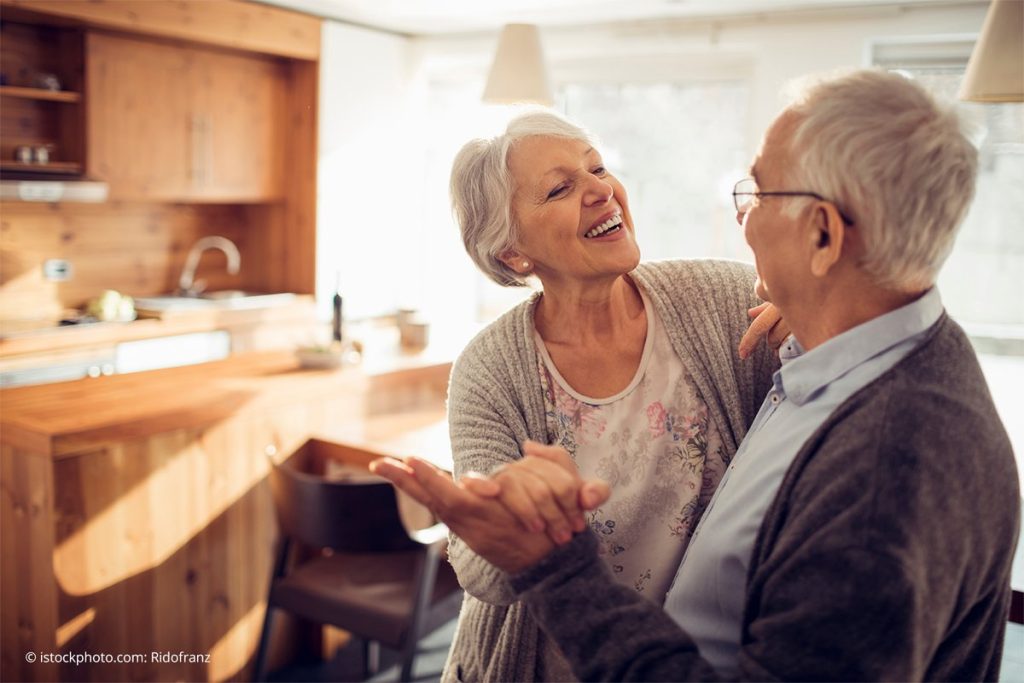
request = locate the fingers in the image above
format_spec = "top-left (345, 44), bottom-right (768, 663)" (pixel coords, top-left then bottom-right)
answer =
top-left (580, 480), bottom-right (611, 509)
top-left (369, 457), bottom-right (435, 507)
top-left (738, 302), bottom-right (782, 359)
top-left (460, 471), bottom-right (501, 497)
top-left (521, 440), bottom-right (585, 528)
top-left (522, 440), bottom-right (577, 473)
top-left (523, 441), bottom-right (610, 517)
top-left (747, 301), bottom-right (770, 319)
top-left (522, 455), bottom-right (585, 529)
top-left (766, 317), bottom-right (791, 349)
top-left (493, 469), bottom-right (547, 533)
top-left (513, 466), bottom-right (578, 542)
top-left (404, 456), bottom-right (476, 514)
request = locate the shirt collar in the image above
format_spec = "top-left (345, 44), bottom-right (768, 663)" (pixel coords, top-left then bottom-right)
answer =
top-left (778, 287), bottom-right (944, 405)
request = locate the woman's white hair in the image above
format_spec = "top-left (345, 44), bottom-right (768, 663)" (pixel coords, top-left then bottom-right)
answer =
top-left (450, 110), bottom-right (596, 286)
top-left (784, 69), bottom-right (978, 291)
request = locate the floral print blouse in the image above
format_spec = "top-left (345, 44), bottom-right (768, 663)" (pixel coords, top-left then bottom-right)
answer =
top-left (534, 288), bottom-right (728, 605)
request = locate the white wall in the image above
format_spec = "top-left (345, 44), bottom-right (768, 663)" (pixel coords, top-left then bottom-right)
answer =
top-left (317, 20), bottom-right (423, 322)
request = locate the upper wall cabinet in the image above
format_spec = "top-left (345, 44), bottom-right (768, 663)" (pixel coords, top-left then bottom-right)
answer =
top-left (86, 32), bottom-right (287, 202)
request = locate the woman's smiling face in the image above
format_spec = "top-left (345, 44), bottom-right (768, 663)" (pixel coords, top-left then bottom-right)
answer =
top-left (505, 135), bottom-right (640, 284)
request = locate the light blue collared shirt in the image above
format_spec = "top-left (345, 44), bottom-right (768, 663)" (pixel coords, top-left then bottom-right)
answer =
top-left (662, 287), bottom-right (945, 679)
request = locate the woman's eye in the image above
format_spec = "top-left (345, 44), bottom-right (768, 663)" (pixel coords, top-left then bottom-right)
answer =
top-left (547, 184), bottom-right (569, 199)
top-left (592, 166), bottom-right (607, 176)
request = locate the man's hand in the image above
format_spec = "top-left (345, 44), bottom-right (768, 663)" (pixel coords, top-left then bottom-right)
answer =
top-left (473, 441), bottom-right (598, 545)
top-left (739, 302), bottom-right (790, 359)
top-left (370, 456), bottom-right (559, 573)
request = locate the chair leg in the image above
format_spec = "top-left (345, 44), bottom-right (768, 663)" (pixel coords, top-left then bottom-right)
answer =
top-left (398, 544), bottom-right (444, 682)
top-left (253, 606), bottom-right (276, 682)
top-left (364, 639), bottom-right (381, 678)
top-left (254, 537), bottom-right (292, 682)
top-left (398, 647), bottom-right (416, 682)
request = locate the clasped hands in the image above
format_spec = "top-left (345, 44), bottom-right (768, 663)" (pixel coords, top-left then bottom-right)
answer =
top-left (370, 303), bottom-right (786, 573)
top-left (370, 441), bottom-right (610, 574)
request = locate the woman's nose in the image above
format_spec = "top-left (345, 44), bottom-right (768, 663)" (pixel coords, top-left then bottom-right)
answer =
top-left (583, 177), bottom-right (614, 205)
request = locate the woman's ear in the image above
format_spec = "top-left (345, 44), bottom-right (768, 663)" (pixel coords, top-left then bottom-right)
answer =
top-left (809, 203), bottom-right (845, 278)
top-left (499, 249), bottom-right (532, 274)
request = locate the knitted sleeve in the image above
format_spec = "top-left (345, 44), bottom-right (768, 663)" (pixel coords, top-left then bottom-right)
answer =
top-left (697, 259), bottom-right (779, 429)
top-left (445, 325), bottom-right (535, 606)
top-left (636, 259), bottom-right (779, 448)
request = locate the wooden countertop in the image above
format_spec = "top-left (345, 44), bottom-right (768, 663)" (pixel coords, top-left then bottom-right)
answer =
top-left (0, 296), bottom-right (317, 357)
top-left (0, 318), bottom-right (479, 460)
top-left (0, 351), bottom-right (366, 458)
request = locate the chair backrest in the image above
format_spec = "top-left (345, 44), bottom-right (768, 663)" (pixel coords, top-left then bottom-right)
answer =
top-left (268, 446), bottom-right (422, 553)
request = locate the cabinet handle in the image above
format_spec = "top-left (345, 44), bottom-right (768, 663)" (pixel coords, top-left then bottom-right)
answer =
top-left (199, 114), bottom-right (212, 187)
top-left (189, 114), bottom-right (200, 186)
top-left (189, 114), bottom-right (211, 187)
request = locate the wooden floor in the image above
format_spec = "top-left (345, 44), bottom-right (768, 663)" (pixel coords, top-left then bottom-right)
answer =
top-left (268, 617), bottom-right (456, 683)
top-left (267, 617), bottom-right (1024, 683)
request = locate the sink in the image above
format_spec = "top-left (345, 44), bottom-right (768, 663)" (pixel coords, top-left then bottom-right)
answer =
top-left (134, 291), bottom-right (297, 312)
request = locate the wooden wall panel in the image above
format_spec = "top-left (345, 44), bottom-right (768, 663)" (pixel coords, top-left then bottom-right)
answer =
top-left (276, 59), bottom-right (318, 296)
top-left (0, 203), bottom-right (281, 321)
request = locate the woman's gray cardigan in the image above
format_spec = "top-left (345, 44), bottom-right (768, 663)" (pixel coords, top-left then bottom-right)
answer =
top-left (443, 259), bottom-right (778, 682)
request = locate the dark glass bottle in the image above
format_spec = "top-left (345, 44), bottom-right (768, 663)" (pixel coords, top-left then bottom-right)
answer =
top-left (332, 274), bottom-right (343, 343)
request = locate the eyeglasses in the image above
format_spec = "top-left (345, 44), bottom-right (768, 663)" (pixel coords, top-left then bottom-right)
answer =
top-left (732, 178), bottom-right (854, 225)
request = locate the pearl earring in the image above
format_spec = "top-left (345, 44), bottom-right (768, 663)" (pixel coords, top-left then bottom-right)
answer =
top-left (521, 261), bottom-right (530, 269)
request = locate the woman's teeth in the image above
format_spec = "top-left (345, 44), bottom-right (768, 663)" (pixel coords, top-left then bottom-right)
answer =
top-left (585, 216), bottom-right (623, 238)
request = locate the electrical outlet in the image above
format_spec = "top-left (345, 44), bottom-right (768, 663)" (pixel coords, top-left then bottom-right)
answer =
top-left (43, 259), bottom-right (72, 282)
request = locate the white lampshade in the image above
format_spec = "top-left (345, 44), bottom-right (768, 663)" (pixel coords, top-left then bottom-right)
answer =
top-left (482, 23), bottom-right (554, 106)
top-left (959, 0), bottom-right (1024, 102)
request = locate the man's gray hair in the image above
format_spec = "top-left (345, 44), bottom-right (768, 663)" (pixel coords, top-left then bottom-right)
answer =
top-left (785, 69), bottom-right (978, 291)
top-left (450, 110), bottom-right (596, 286)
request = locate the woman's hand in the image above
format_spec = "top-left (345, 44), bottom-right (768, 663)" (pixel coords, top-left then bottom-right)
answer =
top-left (738, 302), bottom-right (790, 359)
top-left (370, 456), bottom-right (558, 574)
top-left (464, 441), bottom-right (601, 546)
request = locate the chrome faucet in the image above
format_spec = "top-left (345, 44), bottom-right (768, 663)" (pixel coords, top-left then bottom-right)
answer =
top-left (177, 236), bottom-right (241, 296)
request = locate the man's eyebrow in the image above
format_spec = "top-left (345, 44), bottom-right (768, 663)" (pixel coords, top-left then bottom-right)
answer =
top-left (748, 163), bottom-right (759, 181)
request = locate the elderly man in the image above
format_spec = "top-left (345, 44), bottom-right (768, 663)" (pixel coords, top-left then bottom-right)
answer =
top-left (373, 69), bottom-right (1019, 681)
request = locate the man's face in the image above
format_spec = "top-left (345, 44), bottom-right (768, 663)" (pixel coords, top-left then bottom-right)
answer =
top-left (740, 110), bottom-right (810, 308)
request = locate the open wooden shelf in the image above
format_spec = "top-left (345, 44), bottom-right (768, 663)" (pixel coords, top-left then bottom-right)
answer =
top-left (0, 160), bottom-right (83, 174)
top-left (0, 85), bottom-right (81, 102)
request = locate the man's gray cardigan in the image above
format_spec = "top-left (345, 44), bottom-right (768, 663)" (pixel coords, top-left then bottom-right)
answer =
top-left (444, 259), bottom-right (779, 681)
top-left (512, 313), bottom-right (1020, 681)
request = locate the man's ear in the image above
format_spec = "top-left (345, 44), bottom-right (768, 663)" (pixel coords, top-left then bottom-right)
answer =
top-left (809, 203), bottom-right (846, 278)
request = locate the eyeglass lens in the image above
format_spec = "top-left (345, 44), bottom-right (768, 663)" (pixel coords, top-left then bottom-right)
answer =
top-left (733, 178), bottom-right (756, 213)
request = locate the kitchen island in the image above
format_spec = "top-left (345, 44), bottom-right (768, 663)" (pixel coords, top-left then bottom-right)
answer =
top-left (0, 343), bottom-right (458, 682)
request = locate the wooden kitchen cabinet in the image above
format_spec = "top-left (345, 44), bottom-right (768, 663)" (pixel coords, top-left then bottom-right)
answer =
top-left (86, 32), bottom-right (286, 202)
top-left (0, 20), bottom-right (86, 177)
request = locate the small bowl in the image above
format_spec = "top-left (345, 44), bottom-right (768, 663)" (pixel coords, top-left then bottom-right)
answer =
top-left (295, 345), bottom-right (343, 369)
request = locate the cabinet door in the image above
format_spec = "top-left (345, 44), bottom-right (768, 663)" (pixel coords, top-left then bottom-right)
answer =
top-left (193, 50), bottom-right (286, 201)
top-left (86, 33), bottom-right (193, 200)
top-left (87, 33), bottom-right (286, 202)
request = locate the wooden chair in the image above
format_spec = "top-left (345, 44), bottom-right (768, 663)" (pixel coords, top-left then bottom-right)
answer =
top-left (254, 439), bottom-right (462, 681)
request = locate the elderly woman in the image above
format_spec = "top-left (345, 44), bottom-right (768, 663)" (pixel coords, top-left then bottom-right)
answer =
top-left (441, 110), bottom-right (778, 682)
